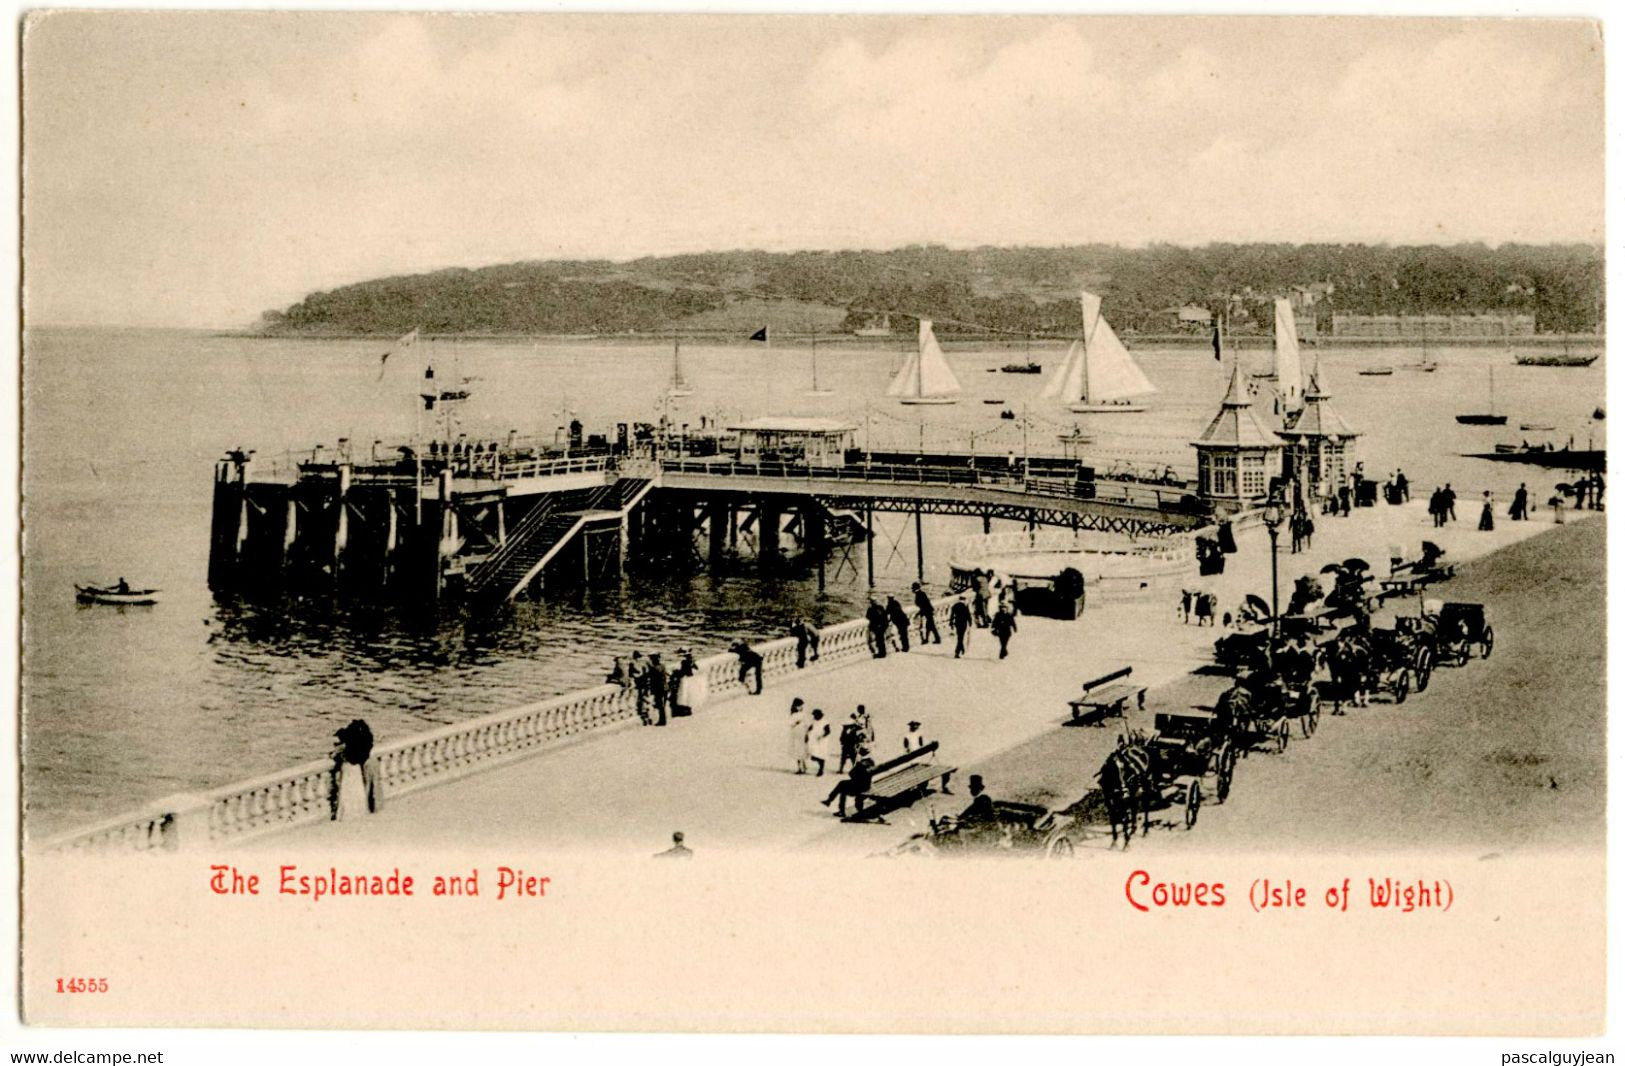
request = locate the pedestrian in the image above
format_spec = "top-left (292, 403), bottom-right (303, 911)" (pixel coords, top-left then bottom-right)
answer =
top-left (902, 719), bottom-right (953, 794)
top-left (1510, 483), bottom-right (1529, 521)
top-left (1194, 591), bottom-right (1214, 627)
top-left (672, 649), bottom-right (703, 718)
top-left (806, 709), bottom-right (831, 777)
top-left (729, 639), bottom-right (764, 694)
top-left (1443, 483), bottom-right (1457, 523)
top-left (1007, 577), bottom-right (1020, 617)
top-left (1479, 491), bottom-right (1495, 532)
top-left (886, 595), bottom-right (912, 653)
top-left (837, 714), bottom-right (863, 773)
top-left (991, 602), bottom-right (1017, 659)
top-left (1180, 589), bottom-right (1193, 624)
top-left (865, 598), bottom-right (890, 658)
top-left (789, 698), bottom-right (809, 773)
top-left (820, 747), bottom-right (875, 818)
top-left (1302, 513), bottom-right (1315, 550)
top-left (972, 570), bottom-right (991, 627)
top-left (1550, 492), bottom-right (1566, 524)
top-left (648, 652), bottom-right (670, 726)
top-left (1289, 511), bottom-right (1303, 554)
top-left (913, 582), bottom-right (942, 645)
top-left (605, 656), bottom-right (628, 687)
top-left (1338, 482), bottom-right (1352, 517)
top-left (628, 650), bottom-right (650, 725)
top-left (855, 704), bottom-right (875, 746)
top-left (653, 831), bottom-right (693, 859)
top-left (1395, 469), bottom-right (1410, 502)
top-left (790, 617), bottom-right (819, 669)
top-left (330, 718), bottom-right (379, 820)
top-left (949, 595), bottom-right (973, 658)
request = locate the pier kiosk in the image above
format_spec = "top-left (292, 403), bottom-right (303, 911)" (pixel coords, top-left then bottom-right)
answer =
top-left (1192, 367), bottom-right (1284, 514)
top-left (729, 417), bottom-right (856, 468)
top-left (1278, 372), bottom-right (1360, 508)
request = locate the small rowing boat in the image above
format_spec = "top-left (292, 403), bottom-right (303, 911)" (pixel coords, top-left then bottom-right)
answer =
top-left (1357, 366), bottom-right (1394, 376)
top-left (76, 583), bottom-right (160, 606)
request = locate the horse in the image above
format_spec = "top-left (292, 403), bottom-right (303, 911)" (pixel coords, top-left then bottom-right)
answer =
top-left (1324, 633), bottom-right (1374, 712)
top-left (1095, 732), bottom-right (1154, 848)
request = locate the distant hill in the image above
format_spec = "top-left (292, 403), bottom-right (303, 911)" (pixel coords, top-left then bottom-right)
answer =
top-left (260, 242), bottom-right (1605, 338)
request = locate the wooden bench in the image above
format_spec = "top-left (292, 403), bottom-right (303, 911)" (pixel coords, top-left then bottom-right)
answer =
top-left (844, 741), bottom-right (957, 823)
top-left (1067, 666), bottom-right (1146, 726)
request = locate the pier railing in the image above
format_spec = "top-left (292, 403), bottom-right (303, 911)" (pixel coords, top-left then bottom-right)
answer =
top-left (37, 606), bottom-right (915, 855)
top-left (660, 458), bottom-right (1202, 512)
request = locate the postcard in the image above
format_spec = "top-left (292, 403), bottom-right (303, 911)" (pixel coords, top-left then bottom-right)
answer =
top-left (17, 11), bottom-right (1607, 1035)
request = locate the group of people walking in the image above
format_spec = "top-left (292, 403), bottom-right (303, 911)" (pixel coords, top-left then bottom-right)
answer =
top-left (1427, 484), bottom-right (1459, 528)
top-left (607, 648), bottom-right (705, 726)
top-left (788, 698), bottom-right (949, 818)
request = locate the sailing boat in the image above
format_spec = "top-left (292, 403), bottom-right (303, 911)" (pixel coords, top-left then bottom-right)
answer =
top-left (1270, 298), bottom-right (1304, 412)
top-left (1400, 318), bottom-right (1438, 372)
top-left (668, 339), bottom-right (695, 398)
top-left (1455, 364), bottom-right (1507, 425)
top-left (805, 337), bottom-right (833, 396)
top-left (886, 319), bottom-right (962, 405)
top-left (1040, 290), bottom-right (1156, 413)
top-left (1516, 333), bottom-right (1599, 367)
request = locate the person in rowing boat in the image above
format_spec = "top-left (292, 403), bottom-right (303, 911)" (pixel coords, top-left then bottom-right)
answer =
top-left (115, 577), bottom-right (129, 594)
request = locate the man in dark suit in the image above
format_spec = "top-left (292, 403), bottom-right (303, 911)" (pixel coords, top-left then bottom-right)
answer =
top-left (865, 598), bottom-right (890, 658)
top-left (913, 582), bottom-right (941, 645)
top-left (820, 749), bottom-right (876, 818)
top-left (991, 604), bottom-right (1018, 659)
top-left (949, 596), bottom-right (973, 658)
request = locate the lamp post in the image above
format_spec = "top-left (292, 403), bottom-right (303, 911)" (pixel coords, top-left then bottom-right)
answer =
top-left (1261, 495), bottom-right (1287, 657)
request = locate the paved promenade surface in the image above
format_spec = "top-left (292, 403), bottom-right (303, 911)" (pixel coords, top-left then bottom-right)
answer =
top-left (294, 498), bottom-right (1600, 858)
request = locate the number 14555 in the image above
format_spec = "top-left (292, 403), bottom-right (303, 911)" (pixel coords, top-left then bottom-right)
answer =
top-left (56, 977), bottom-right (109, 993)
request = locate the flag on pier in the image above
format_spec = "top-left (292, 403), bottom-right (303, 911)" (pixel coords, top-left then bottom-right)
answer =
top-left (748, 326), bottom-right (770, 343)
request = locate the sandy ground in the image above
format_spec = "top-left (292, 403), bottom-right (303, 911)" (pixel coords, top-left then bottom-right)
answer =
top-left (286, 501), bottom-right (1602, 858)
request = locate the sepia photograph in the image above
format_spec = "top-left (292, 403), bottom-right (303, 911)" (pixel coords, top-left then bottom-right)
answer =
top-left (13, 8), bottom-right (1611, 1042)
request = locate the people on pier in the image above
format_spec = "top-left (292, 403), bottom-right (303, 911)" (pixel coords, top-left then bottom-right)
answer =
top-left (330, 718), bottom-right (378, 820)
top-left (885, 595), bottom-right (912, 653)
top-left (949, 596), bottom-right (973, 658)
top-left (1194, 591), bottom-right (1216, 627)
top-left (1428, 487), bottom-right (1444, 528)
top-left (1180, 588), bottom-right (1194, 623)
top-left (972, 570), bottom-right (992, 627)
top-left (1510, 483), bottom-right (1529, 522)
top-left (991, 602), bottom-right (1018, 660)
top-left (1395, 469), bottom-right (1410, 503)
top-left (1478, 492), bottom-right (1495, 532)
top-left (913, 582), bottom-right (941, 645)
top-left (730, 639), bottom-right (764, 694)
top-left (865, 599), bottom-right (890, 658)
top-left (854, 704), bottom-right (875, 748)
top-left (606, 656), bottom-right (628, 688)
top-left (789, 699), bottom-right (809, 774)
top-left (1442, 484), bottom-right (1458, 523)
top-left (956, 774), bottom-right (996, 827)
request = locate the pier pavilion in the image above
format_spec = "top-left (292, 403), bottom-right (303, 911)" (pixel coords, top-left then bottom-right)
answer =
top-left (1191, 367), bottom-right (1284, 512)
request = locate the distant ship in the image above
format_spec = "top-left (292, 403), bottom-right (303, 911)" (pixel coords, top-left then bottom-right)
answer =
top-left (1357, 366), bottom-right (1394, 377)
top-left (1000, 361), bottom-right (1042, 374)
top-left (1463, 443), bottom-right (1605, 472)
top-left (1455, 365), bottom-right (1507, 425)
top-left (1515, 352), bottom-right (1598, 368)
top-left (1041, 290), bottom-right (1156, 414)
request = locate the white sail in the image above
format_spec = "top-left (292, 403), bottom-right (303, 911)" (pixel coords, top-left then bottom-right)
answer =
top-left (888, 319), bottom-right (961, 398)
top-left (1074, 290), bottom-right (1156, 403)
top-left (1040, 340), bottom-right (1086, 400)
top-left (1273, 298), bottom-right (1303, 409)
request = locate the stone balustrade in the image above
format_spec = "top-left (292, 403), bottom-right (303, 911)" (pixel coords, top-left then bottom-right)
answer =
top-left (38, 607), bottom-right (916, 854)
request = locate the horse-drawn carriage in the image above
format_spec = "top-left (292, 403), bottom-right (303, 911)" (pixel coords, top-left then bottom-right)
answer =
top-left (1085, 723), bottom-right (1213, 848)
top-left (883, 800), bottom-right (1079, 858)
top-left (1428, 601), bottom-right (1494, 666)
top-left (1220, 678), bottom-right (1293, 754)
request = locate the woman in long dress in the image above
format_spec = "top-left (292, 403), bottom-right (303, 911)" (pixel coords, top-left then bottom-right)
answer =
top-left (806, 709), bottom-right (831, 777)
top-left (788, 698), bottom-right (808, 774)
top-left (331, 718), bottom-right (377, 820)
top-left (1478, 491), bottom-right (1495, 531)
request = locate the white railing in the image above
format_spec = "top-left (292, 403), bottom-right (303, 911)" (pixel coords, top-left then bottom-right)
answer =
top-left (37, 607), bottom-right (916, 854)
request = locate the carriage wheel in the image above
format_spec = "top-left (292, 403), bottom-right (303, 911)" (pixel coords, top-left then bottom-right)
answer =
top-left (1300, 691), bottom-right (1321, 738)
top-left (1394, 668), bottom-right (1410, 704)
top-left (1184, 782), bottom-right (1202, 829)
top-left (1275, 719), bottom-right (1290, 753)
top-left (1414, 649), bottom-right (1433, 692)
top-left (1481, 626), bottom-right (1495, 659)
top-left (1215, 744), bottom-right (1236, 803)
top-left (1045, 834), bottom-right (1076, 859)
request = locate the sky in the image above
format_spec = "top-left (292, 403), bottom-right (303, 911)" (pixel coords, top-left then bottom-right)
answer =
top-left (20, 13), bottom-right (1606, 328)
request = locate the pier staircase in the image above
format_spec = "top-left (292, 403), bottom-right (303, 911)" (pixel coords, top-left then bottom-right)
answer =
top-left (465, 477), bottom-right (652, 610)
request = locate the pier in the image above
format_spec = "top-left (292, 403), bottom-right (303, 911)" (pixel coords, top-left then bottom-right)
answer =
top-left (207, 430), bottom-right (1211, 613)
